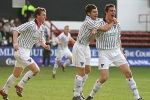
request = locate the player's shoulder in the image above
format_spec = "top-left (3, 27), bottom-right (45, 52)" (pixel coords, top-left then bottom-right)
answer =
top-left (59, 32), bottom-right (64, 36)
top-left (22, 21), bottom-right (35, 27)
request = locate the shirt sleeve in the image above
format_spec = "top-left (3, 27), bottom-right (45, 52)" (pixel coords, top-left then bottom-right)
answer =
top-left (56, 33), bottom-right (63, 41)
top-left (117, 23), bottom-right (121, 37)
top-left (13, 22), bottom-right (32, 33)
top-left (86, 19), bottom-right (101, 30)
top-left (68, 33), bottom-right (72, 40)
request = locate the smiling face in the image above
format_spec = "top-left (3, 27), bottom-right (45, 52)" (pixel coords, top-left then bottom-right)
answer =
top-left (87, 8), bottom-right (98, 20)
top-left (37, 11), bottom-right (46, 23)
top-left (34, 7), bottom-right (46, 24)
top-left (85, 4), bottom-right (98, 20)
top-left (105, 7), bottom-right (116, 20)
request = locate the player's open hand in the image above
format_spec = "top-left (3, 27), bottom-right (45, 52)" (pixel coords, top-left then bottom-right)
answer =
top-left (44, 45), bottom-right (50, 50)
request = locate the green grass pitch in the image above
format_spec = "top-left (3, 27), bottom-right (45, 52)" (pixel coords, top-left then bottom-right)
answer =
top-left (0, 66), bottom-right (149, 100)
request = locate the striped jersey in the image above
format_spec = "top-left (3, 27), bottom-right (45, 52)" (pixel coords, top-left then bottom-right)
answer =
top-left (56, 32), bottom-right (72, 50)
top-left (76, 16), bottom-right (102, 46)
top-left (95, 18), bottom-right (121, 49)
top-left (13, 20), bottom-right (45, 50)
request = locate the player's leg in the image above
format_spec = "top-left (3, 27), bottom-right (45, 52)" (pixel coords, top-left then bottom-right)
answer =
top-left (52, 60), bottom-right (60, 78)
top-left (86, 50), bottom-right (111, 100)
top-left (72, 43), bottom-right (86, 100)
top-left (0, 67), bottom-right (23, 100)
top-left (80, 46), bottom-right (91, 99)
top-left (114, 53), bottom-right (142, 100)
top-left (52, 50), bottom-right (62, 78)
top-left (83, 46), bottom-right (91, 84)
top-left (15, 56), bottom-right (38, 97)
top-left (0, 50), bottom-right (25, 99)
top-left (62, 49), bottom-right (72, 71)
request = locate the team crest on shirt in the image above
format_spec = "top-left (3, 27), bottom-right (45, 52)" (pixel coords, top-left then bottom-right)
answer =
top-left (101, 64), bottom-right (104, 68)
top-left (80, 62), bottom-right (84, 66)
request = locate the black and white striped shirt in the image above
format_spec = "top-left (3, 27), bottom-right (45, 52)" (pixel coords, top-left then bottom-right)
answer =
top-left (13, 20), bottom-right (45, 50)
top-left (95, 18), bottom-right (121, 49)
top-left (77, 16), bottom-right (101, 46)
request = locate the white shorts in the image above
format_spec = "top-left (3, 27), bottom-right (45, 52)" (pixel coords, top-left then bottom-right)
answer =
top-left (72, 42), bottom-right (91, 68)
top-left (98, 48), bottom-right (128, 70)
top-left (55, 48), bottom-right (72, 61)
top-left (14, 47), bottom-right (34, 69)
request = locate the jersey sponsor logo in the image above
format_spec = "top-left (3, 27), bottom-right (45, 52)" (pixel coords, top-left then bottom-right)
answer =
top-left (106, 32), bottom-right (116, 37)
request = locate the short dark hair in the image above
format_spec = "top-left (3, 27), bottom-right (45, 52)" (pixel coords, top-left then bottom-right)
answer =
top-left (104, 4), bottom-right (115, 12)
top-left (34, 7), bottom-right (46, 18)
top-left (85, 4), bottom-right (97, 15)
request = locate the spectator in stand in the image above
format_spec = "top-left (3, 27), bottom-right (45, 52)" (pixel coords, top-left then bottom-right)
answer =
top-left (0, 41), bottom-right (5, 46)
top-left (1, 37), bottom-right (8, 46)
top-left (14, 18), bottom-right (21, 27)
top-left (21, 1), bottom-right (35, 19)
top-left (7, 37), bottom-right (13, 46)
top-left (0, 31), bottom-right (2, 42)
top-left (10, 23), bottom-right (16, 35)
top-left (3, 22), bottom-right (11, 32)
top-left (1, 27), bottom-right (12, 40)
top-left (0, 22), bottom-right (3, 31)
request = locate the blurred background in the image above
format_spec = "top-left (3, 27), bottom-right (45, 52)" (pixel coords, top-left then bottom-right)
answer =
top-left (0, 0), bottom-right (150, 67)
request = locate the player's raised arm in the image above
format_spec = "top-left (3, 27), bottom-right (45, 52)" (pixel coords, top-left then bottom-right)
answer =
top-left (98, 18), bottom-right (117, 32)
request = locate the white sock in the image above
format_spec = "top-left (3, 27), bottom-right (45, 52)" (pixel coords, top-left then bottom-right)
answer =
top-left (63, 59), bottom-right (71, 67)
top-left (89, 79), bottom-right (103, 97)
top-left (53, 63), bottom-right (58, 74)
top-left (18, 71), bottom-right (34, 88)
top-left (126, 78), bottom-right (140, 100)
top-left (79, 74), bottom-right (88, 96)
top-left (3, 74), bottom-right (17, 93)
top-left (82, 74), bottom-right (88, 86)
top-left (74, 75), bottom-right (83, 97)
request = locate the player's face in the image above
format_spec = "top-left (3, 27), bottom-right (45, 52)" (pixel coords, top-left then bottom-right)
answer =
top-left (64, 27), bottom-right (70, 34)
top-left (105, 7), bottom-right (116, 19)
top-left (38, 11), bottom-right (46, 23)
top-left (88, 9), bottom-right (98, 20)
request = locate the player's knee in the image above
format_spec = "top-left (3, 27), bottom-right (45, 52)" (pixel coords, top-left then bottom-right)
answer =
top-left (101, 75), bottom-right (109, 82)
top-left (85, 68), bottom-right (91, 74)
top-left (124, 70), bottom-right (132, 78)
top-left (33, 69), bottom-right (40, 75)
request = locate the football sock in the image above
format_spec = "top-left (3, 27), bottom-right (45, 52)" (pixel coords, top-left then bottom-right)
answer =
top-left (126, 78), bottom-right (140, 99)
top-left (63, 59), bottom-right (71, 67)
top-left (89, 79), bottom-right (103, 97)
top-left (53, 63), bottom-right (58, 74)
top-left (18, 71), bottom-right (34, 88)
top-left (74, 75), bottom-right (83, 97)
top-left (3, 74), bottom-right (17, 93)
top-left (82, 74), bottom-right (88, 85)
